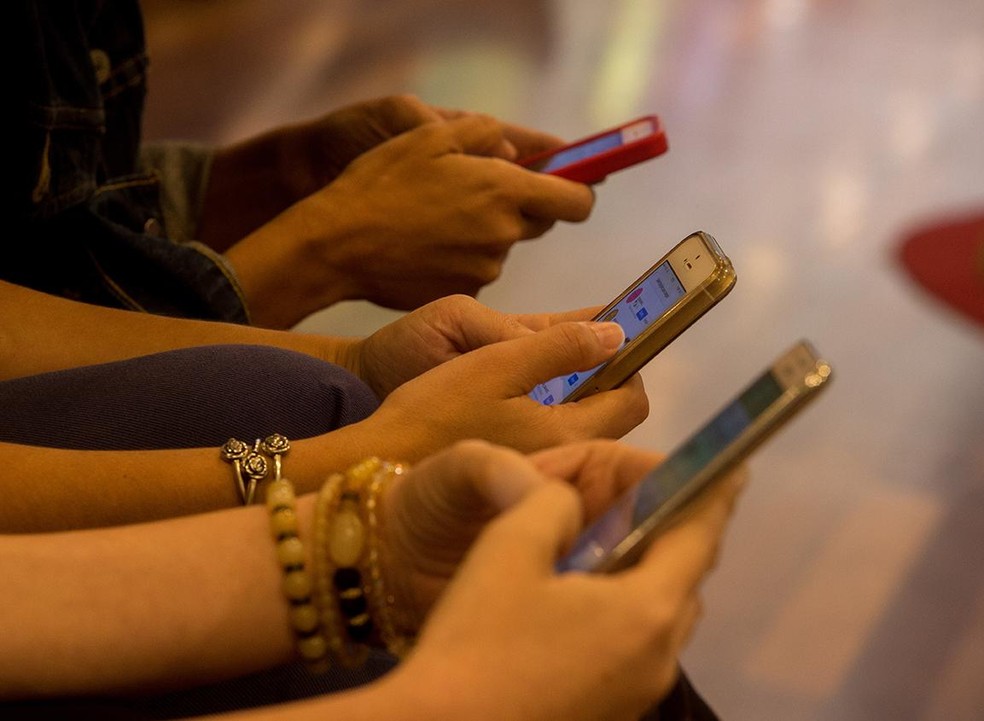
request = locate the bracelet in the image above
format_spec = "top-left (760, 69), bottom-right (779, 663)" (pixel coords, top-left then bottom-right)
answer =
top-left (311, 472), bottom-right (356, 665)
top-left (311, 458), bottom-right (414, 665)
top-left (221, 433), bottom-right (290, 504)
top-left (362, 461), bottom-right (415, 658)
top-left (267, 477), bottom-right (329, 670)
top-left (228, 434), bottom-right (330, 669)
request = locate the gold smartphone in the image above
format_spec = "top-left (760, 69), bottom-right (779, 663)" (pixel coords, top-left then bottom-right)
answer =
top-left (529, 230), bottom-right (737, 405)
top-left (558, 340), bottom-right (833, 574)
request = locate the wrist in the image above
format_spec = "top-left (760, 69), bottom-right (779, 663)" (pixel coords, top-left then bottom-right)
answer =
top-left (225, 205), bottom-right (361, 328)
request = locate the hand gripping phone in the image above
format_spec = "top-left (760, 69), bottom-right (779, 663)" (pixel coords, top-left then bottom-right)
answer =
top-left (529, 231), bottom-right (737, 406)
top-left (519, 115), bottom-right (668, 184)
top-left (557, 340), bottom-right (834, 574)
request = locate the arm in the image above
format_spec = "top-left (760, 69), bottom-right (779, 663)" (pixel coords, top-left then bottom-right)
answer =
top-left (0, 280), bottom-right (338, 381)
top-left (0, 280), bottom-right (574, 389)
top-left (198, 95), bottom-right (565, 250)
top-left (0, 272), bottom-right (614, 406)
top-left (221, 113), bottom-right (593, 328)
top-left (0, 500), bottom-right (300, 697)
top-left (2, 319), bottom-right (646, 532)
top-left (1, 440), bottom-right (745, 721)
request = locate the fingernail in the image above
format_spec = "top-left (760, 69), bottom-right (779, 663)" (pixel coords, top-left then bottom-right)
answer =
top-left (586, 322), bottom-right (625, 351)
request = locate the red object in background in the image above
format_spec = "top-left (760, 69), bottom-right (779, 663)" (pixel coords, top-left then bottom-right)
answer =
top-left (896, 210), bottom-right (984, 328)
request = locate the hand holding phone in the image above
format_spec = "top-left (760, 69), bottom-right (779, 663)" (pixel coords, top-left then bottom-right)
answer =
top-left (519, 115), bottom-right (668, 184)
top-left (558, 341), bottom-right (833, 574)
top-left (529, 231), bottom-right (737, 406)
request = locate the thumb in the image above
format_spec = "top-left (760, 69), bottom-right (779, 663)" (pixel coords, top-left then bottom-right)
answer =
top-left (468, 481), bottom-right (583, 577)
top-left (475, 321), bottom-right (625, 394)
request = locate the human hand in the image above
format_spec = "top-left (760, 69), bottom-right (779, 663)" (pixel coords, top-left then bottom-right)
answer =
top-left (381, 439), bottom-right (664, 628)
top-left (344, 295), bottom-right (596, 399)
top-left (319, 114), bottom-right (593, 310)
top-left (357, 319), bottom-right (648, 462)
top-left (387, 449), bottom-right (746, 721)
top-left (288, 95), bottom-right (550, 190)
top-left (203, 93), bottom-right (571, 251)
top-left (253, 93), bottom-right (567, 200)
top-left (201, 95), bottom-right (455, 250)
top-left (225, 115), bottom-right (595, 327)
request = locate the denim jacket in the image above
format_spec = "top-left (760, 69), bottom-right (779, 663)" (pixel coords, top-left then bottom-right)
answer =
top-left (13, 0), bottom-right (249, 323)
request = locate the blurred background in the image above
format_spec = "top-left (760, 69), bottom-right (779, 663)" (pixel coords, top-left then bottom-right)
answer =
top-left (142, 1), bottom-right (984, 719)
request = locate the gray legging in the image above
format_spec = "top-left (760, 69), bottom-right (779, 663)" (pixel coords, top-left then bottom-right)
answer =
top-left (0, 344), bottom-right (716, 720)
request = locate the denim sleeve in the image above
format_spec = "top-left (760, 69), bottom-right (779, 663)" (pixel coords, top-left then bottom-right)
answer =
top-left (139, 141), bottom-right (214, 243)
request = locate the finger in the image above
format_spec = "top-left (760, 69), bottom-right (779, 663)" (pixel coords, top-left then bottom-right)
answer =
top-left (474, 321), bottom-right (625, 395)
top-left (389, 114), bottom-right (507, 161)
top-left (530, 441), bottom-right (664, 503)
top-left (376, 94), bottom-right (445, 133)
top-left (467, 481), bottom-right (583, 577)
top-left (528, 440), bottom-right (662, 520)
top-left (414, 440), bottom-right (546, 520)
top-left (627, 470), bottom-right (747, 596)
top-left (500, 124), bottom-right (566, 157)
top-left (432, 106), bottom-right (471, 121)
top-left (515, 214), bottom-right (556, 241)
top-left (551, 373), bottom-right (650, 440)
top-left (441, 114), bottom-right (516, 159)
top-left (512, 305), bottom-right (604, 331)
top-left (514, 172), bottom-right (595, 222)
top-left (432, 295), bottom-right (538, 352)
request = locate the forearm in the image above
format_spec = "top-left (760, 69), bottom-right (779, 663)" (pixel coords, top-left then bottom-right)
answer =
top-left (198, 125), bottom-right (314, 253)
top-left (1, 410), bottom-right (426, 533)
top-left (223, 188), bottom-right (367, 329)
top-left (0, 281), bottom-right (353, 380)
top-left (0, 500), bottom-right (304, 698)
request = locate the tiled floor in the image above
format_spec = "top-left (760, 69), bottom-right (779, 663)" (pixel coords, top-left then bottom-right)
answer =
top-left (143, 1), bottom-right (984, 718)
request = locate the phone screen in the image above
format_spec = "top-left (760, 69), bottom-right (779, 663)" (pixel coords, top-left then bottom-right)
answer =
top-left (536, 132), bottom-right (623, 173)
top-left (557, 369), bottom-right (786, 573)
top-left (529, 260), bottom-right (686, 405)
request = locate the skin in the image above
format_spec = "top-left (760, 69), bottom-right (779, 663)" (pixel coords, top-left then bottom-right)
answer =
top-left (0, 439), bottom-right (747, 721)
top-left (199, 95), bottom-right (594, 328)
top-left (199, 95), bottom-right (563, 248)
top-left (0, 282), bottom-right (648, 531)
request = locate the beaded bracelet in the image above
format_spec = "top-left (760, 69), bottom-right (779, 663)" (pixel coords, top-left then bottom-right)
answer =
top-left (311, 471), bottom-right (362, 666)
top-left (266, 476), bottom-right (330, 670)
top-left (311, 458), bottom-right (415, 665)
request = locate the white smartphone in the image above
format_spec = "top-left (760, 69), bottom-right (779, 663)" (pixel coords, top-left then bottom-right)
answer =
top-left (529, 231), bottom-right (737, 405)
top-left (558, 340), bottom-right (833, 574)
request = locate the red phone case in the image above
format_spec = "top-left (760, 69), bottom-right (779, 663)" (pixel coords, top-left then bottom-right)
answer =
top-left (519, 115), bottom-right (668, 183)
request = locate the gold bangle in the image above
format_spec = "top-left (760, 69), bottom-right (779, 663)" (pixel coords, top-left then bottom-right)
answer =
top-left (363, 460), bottom-right (415, 658)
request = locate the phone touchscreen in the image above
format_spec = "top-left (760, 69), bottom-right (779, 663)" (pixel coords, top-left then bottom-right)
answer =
top-left (535, 132), bottom-right (623, 173)
top-left (557, 365), bottom-right (802, 573)
top-left (528, 119), bottom-right (656, 173)
top-left (529, 260), bottom-right (686, 406)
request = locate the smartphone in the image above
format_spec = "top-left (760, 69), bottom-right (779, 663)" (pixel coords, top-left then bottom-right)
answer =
top-left (529, 231), bottom-right (737, 406)
top-left (557, 340), bottom-right (833, 574)
top-left (518, 115), bottom-right (668, 184)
